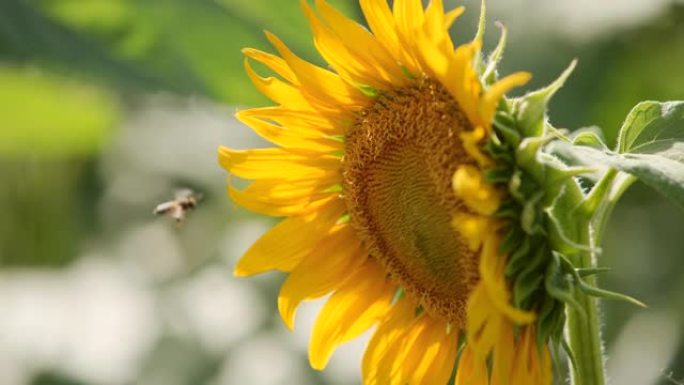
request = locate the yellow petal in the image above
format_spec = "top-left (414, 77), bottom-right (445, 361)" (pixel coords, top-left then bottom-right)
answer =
top-left (388, 319), bottom-right (429, 383)
top-left (244, 58), bottom-right (317, 111)
top-left (309, 262), bottom-right (395, 370)
top-left (359, 0), bottom-right (420, 73)
top-left (301, 0), bottom-right (389, 90)
top-left (390, 0), bottom-right (425, 73)
top-left (242, 48), bottom-right (298, 85)
top-left (314, 0), bottom-right (406, 86)
top-left (490, 321), bottom-right (515, 385)
top-left (408, 318), bottom-right (459, 385)
top-left (511, 326), bottom-right (553, 385)
top-left (238, 106), bottom-right (346, 135)
top-left (481, 71), bottom-right (532, 125)
top-left (228, 183), bottom-right (338, 217)
top-left (473, 309), bottom-right (503, 360)
top-left (454, 346), bottom-right (489, 385)
top-left (234, 199), bottom-right (346, 276)
top-left (451, 212), bottom-right (495, 251)
top-left (422, 1), bottom-right (461, 50)
top-left (540, 345), bottom-right (553, 385)
top-left (457, 43), bottom-right (486, 127)
top-left (478, 235), bottom-right (536, 324)
top-left (363, 298), bottom-right (417, 385)
top-left (460, 126), bottom-right (493, 168)
top-left (429, 42), bottom-right (484, 128)
top-left (265, 31), bottom-right (367, 108)
top-left (445, 5), bottom-right (466, 28)
top-left (393, 0), bottom-right (424, 51)
top-left (236, 110), bottom-right (343, 152)
top-left (218, 147), bottom-right (341, 181)
top-left (466, 283), bottom-right (503, 358)
top-left (278, 225), bottom-right (365, 330)
top-left (452, 165), bottom-right (502, 215)
top-left (237, 178), bottom-right (340, 205)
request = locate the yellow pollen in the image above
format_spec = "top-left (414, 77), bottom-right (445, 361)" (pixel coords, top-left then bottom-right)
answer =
top-left (342, 79), bottom-right (480, 325)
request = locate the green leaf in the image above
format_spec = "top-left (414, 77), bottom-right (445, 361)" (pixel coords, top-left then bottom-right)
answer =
top-left (551, 101), bottom-right (684, 209)
top-left (616, 101), bottom-right (684, 154)
top-left (550, 142), bottom-right (684, 209)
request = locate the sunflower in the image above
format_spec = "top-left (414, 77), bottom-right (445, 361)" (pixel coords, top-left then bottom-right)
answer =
top-left (219, 0), bottom-right (554, 383)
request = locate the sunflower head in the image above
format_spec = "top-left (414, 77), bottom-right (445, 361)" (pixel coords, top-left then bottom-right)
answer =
top-left (218, 1), bottom-right (588, 384)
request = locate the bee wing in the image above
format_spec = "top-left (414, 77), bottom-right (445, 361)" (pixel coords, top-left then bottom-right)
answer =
top-left (154, 201), bottom-right (176, 215)
top-left (175, 189), bottom-right (194, 199)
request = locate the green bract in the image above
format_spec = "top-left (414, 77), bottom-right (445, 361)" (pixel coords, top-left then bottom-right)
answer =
top-left (483, 57), bottom-right (684, 385)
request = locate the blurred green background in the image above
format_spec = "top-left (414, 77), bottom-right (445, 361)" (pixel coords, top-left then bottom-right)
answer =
top-left (0, 1), bottom-right (682, 384)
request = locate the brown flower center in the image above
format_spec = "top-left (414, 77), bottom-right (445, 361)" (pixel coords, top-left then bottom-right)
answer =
top-left (342, 79), bottom-right (479, 325)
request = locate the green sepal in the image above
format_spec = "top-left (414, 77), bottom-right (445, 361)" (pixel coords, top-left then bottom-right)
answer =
top-left (358, 84), bottom-right (379, 98)
top-left (504, 236), bottom-right (531, 278)
top-left (493, 111), bottom-right (522, 148)
top-left (571, 127), bottom-right (608, 150)
top-left (545, 253), bottom-right (586, 319)
top-left (400, 65), bottom-right (417, 80)
top-left (521, 190), bottom-right (546, 235)
top-left (536, 296), bottom-right (566, 352)
top-left (483, 22), bottom-right (508, 85)
top-left (508, 169), bottom-right (541, 204)
top-left (474, 0), bottom-right (487, 49)
top-left (324, 134), bottom-right (346, 143)
top-left (576, 169), bottom-right (618, 218)
top-left (392, 288), bottom-right (406, 303)
top-left (499, 225), bottom-right (525, 255)
top-left (557, 253), bottom-right (647, 308)
top-left (485, 140), bottom-right (514, 163)
top-left (576, 267), bottom-right (612, 277)
top-left (535, 295), bottom-right (557, 346)
top-left (323, 184), bottom-right (343, 193)
top-left (577, 282), bottom-right (647, 308)
top-left (493, 199), bottom-right (520, 219)
top-left (561, 337), bottom-right (580, 379)
top-left (512, 245), bottom-right (547, 308)
top-left (544, 181), bottom-right (595, 255)
top-left (537, 153), bottom-right (598, 190)
top-left (513, 60), bottom-right (577, 138)
top-left (484, 166), bottom-right (514, 184)
top-left (336, 213), bottom-right (351, 225)
top-left (516, 136), bottom-right (554, 179)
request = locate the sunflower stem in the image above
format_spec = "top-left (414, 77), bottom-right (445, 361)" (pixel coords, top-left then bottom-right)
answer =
top-left (566, 232), bottom-right (606, 385)
top-left (566, 169), bottom-right (628, 385)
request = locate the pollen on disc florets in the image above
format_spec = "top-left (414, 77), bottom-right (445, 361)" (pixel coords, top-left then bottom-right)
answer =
top-left (342, 78), bottom-right (481, 325)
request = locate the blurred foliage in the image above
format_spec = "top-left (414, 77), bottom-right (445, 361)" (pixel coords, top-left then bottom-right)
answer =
top-left (31, 373), bottom-right (85, 385)
top-left (589, 4), bottom-right (684, 144)
top-left (0, 66), bottom-right (119, 158)
top-left (0, 0), bottom-right (359, 106)
top-left (31, 372), bottom-right (85, 385)
top-left (0, 159), bottom-right (97, 266)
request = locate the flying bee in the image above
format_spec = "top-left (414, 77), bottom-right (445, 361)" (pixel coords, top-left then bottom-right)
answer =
top-left (154, 189), bottom-right (203, 224)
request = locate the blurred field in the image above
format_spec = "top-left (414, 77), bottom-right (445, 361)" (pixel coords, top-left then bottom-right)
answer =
top-left (0, 1), bottom-right (682, 384)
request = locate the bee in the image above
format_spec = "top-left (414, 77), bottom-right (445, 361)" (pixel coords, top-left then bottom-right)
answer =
top-left (154, 189), bottom-right (203, 224)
